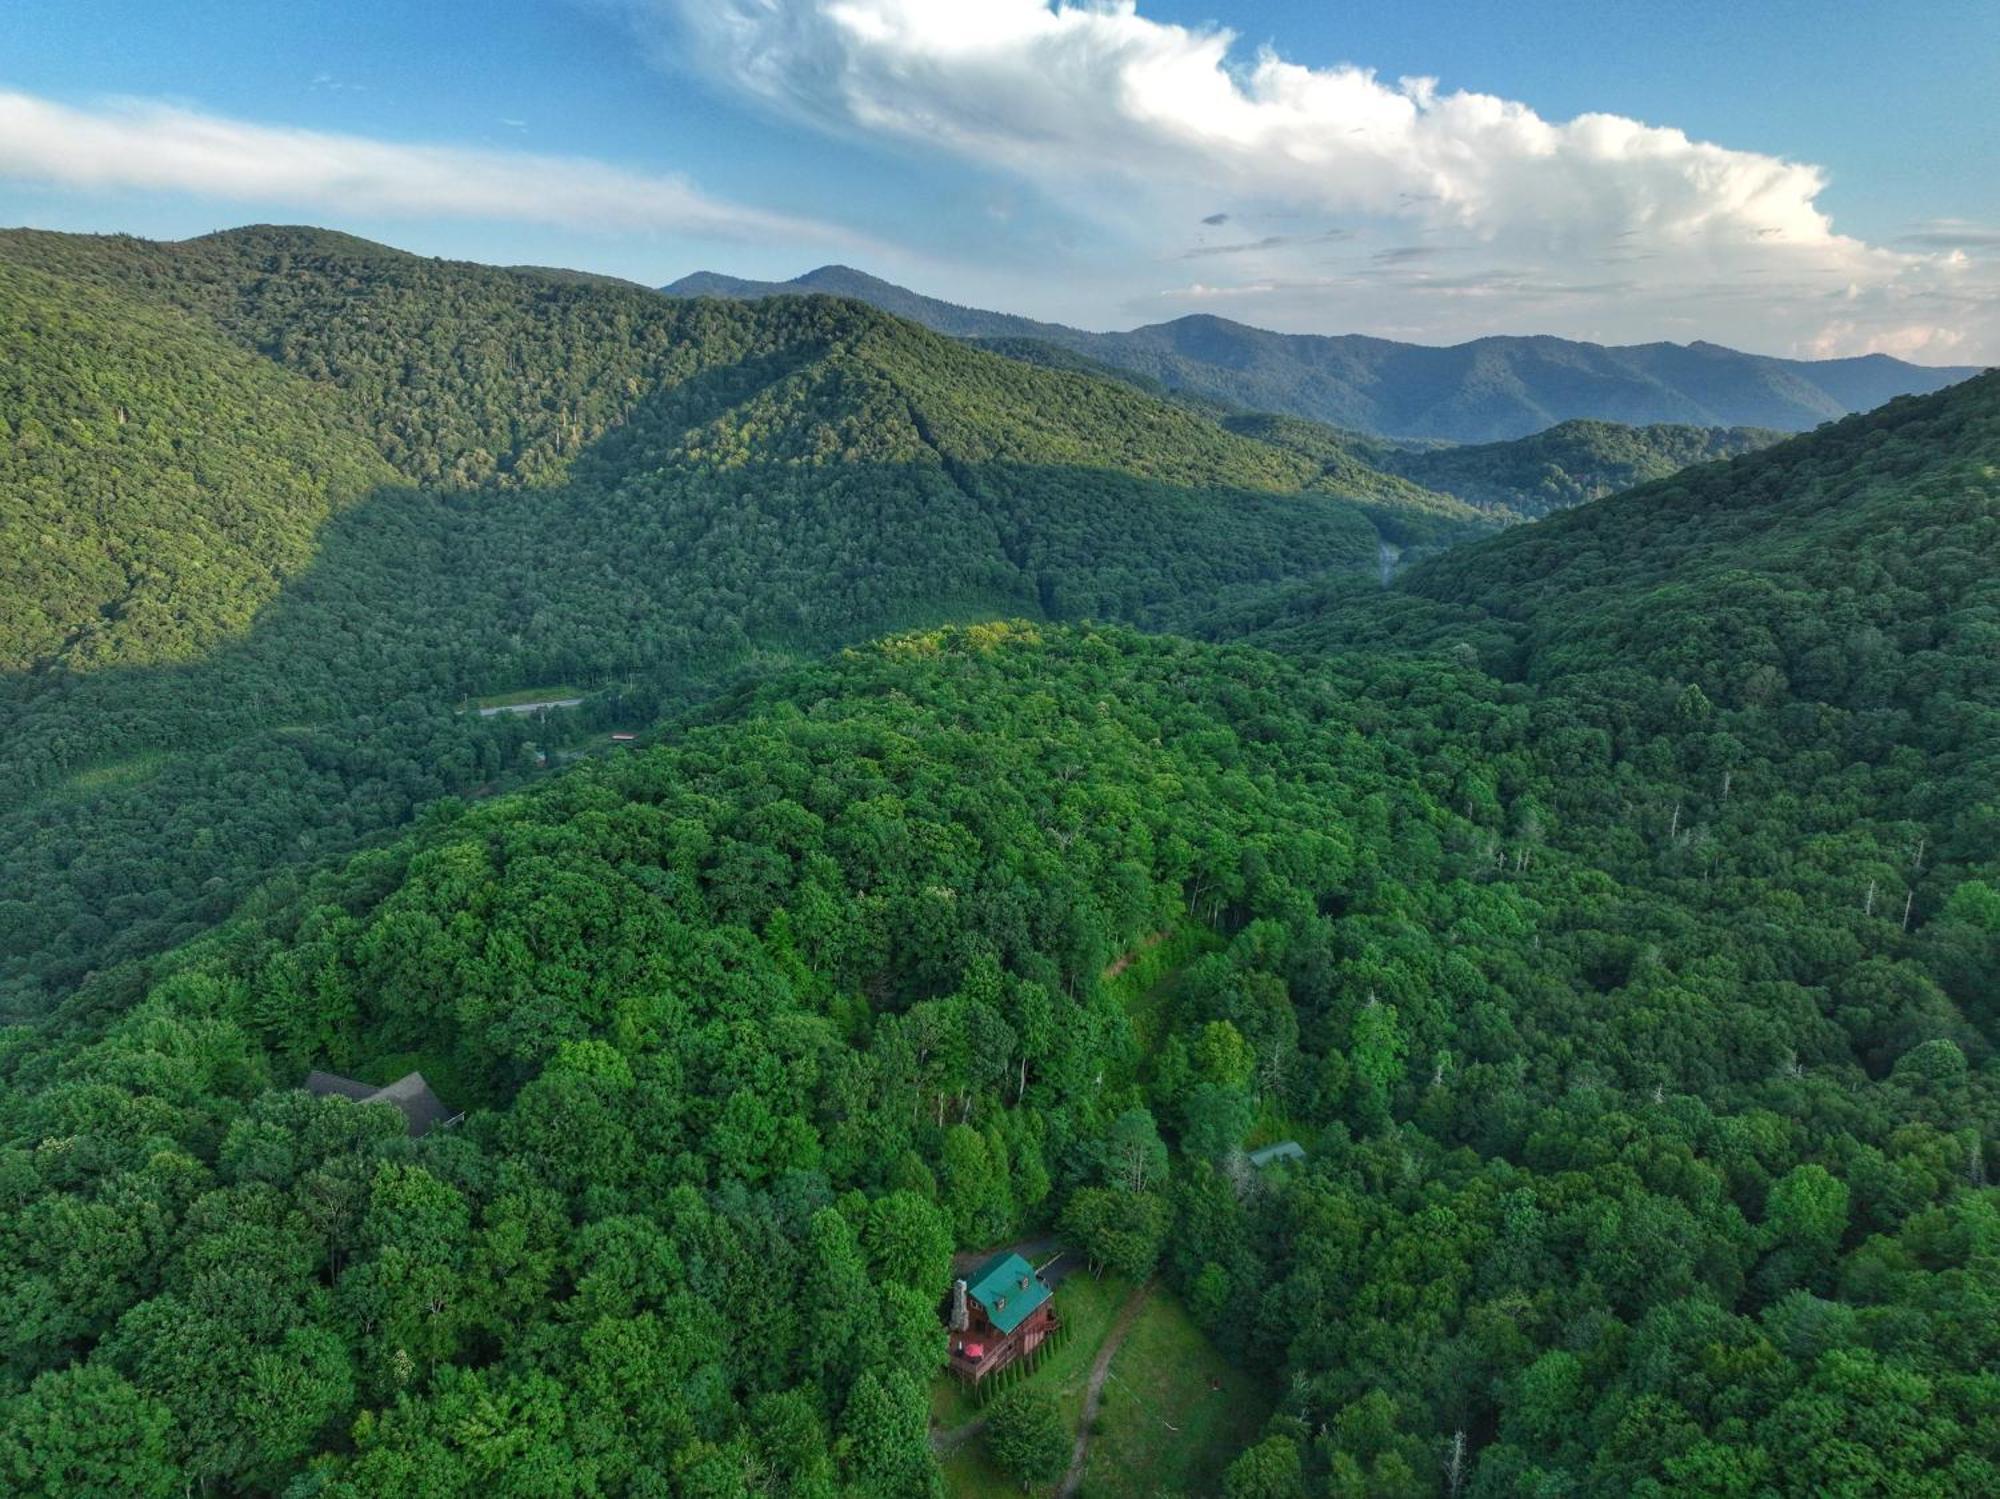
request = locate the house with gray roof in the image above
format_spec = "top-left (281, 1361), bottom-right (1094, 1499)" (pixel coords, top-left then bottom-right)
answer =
top-left (303, 1069), bottom-right (460, 1137)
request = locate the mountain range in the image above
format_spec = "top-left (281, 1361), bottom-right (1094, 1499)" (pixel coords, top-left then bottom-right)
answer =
top-left (663, 264), bottom-right (1985, 442)
top-left (2, 222), bottom-right (1996, 1499)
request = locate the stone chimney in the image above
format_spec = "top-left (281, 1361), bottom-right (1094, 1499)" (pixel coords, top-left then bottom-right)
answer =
top-left (949, 1278), bottom-right (970, 1332)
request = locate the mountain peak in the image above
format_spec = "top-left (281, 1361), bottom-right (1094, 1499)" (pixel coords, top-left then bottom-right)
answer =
top-left (663, 268), bottom-right (1983, 441)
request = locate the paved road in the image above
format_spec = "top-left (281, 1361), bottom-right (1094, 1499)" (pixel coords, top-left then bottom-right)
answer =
top-left (475, 696), bottom-right (583, 717)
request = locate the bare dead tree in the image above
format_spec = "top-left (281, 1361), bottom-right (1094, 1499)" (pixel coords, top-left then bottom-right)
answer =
top-left (1443, 1430), bottom-right (1469, 1498)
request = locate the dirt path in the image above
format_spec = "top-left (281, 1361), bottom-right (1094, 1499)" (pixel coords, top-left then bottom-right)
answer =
top-left (1100, 929), bottom-right (1170, 983)
top-left (931, 1412), bottom-right (987, 1455)
top-left (1055, 1277), bottom-right (1157, 1498)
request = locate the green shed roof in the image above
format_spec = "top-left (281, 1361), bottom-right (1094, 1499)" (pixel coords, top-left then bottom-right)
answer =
top-left (1248, 1140), bottom-right (1306, 1168)
top-left (966, 1251), bottom-right (1050, 1335)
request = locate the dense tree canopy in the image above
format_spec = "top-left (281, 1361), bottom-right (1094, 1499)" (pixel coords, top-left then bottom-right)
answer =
top-left (0, 225), bottom-right (1994, 1495)
top-left (0, 227), bottom-right (1430, 1012)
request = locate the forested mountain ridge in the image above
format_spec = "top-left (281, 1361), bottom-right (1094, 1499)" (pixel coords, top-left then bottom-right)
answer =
top-left (1220, 372), bottom-right (2000, 860)
top-left (1179, 371), bottom-right (2000, 1496)
top-left (0, 260), bottom-right (394, 674)
top-left (1, 228), bottom-right (1995, 1496)
top-left (1382, 418), bottom-right (1788, 518)
top-left (1223, 411), bottom-right (1788, 520)
top-left (0, 221), bottom-right (1449, 711)
top-left (1409, 371), bottom-right (2000, 721)
top-left (663, 263), bottom-right (1076, 342)
top-left (0, 225), bottom-right (1451, 1013)
top-left (3, 494), bottom-right (1996, 1492)
top-left (664, 263), bottom-right (1983, 440)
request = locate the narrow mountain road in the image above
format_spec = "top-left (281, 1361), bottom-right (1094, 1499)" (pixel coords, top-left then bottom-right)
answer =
top-left (1055, 1277), bottom-right (1158, 1498)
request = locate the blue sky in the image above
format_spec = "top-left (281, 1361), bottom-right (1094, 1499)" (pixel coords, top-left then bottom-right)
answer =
top-left (4, 1), bottom-right (1995, 359)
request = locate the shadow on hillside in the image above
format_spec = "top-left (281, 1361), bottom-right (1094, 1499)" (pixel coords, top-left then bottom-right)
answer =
top-left (0, 369), bottom-right (1420, 1017)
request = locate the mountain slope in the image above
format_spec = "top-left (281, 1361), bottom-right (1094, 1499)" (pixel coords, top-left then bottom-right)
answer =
top-left (663, 263), bottom-right (1075, 342)
top-left (1381, 418), bottom-right (1788, 517)
top-left (0, 225), bottom-right (1433, 1008)
top-left (1407, 372), bottom-right (2000, 717)
top-left (0, 237), bottom-right (1995, 1499)
top-left (1217, 371), bottom-right (2000, 902)
top-left (0, 260), bottom-right (394, 673)
top-left (0, 222), bottom-right (1408, 698)
top-left (4, 603), bottom-right (1995, 1494)
top-left (666, 265), bottom-right (1984, 441)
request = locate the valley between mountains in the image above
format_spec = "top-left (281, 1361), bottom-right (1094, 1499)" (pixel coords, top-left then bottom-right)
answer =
top-left (0, 225), bottom-right (1995, 1498)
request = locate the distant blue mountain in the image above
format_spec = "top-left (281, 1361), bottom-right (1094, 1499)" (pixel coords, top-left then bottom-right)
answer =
top-left (663, 266), bottom-right (1984, 443)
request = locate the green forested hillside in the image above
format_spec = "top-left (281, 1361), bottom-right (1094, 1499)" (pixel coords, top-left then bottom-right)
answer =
top-left (1385, 418), bottom-right (1787, 518)
top-left (1, 225), bottom-right (707, 489)
top-left (1178, 372), bottom-right (2000, 1496)
top-left (1226, 409), bottom-right (1787, 520)
top-left (1, 229), bottom-right (1996, 1498)
top-left (3, 588), bottom-right (1995, 1492)
top-left (0, 227), bottom-right (1419, 1012)
top-left (0, 261), bottom-right (393, 673)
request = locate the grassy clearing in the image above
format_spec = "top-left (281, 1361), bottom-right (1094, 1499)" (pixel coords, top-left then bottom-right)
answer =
top-left (463, 683), bottom-right (587, 710)
top-left (932, 1272), bottom-right (1129, 1430)
top-left (934, 1279), bottom-right (1263, 1499)
top-left (1101, 917), bottom-right (1221, 1077)
top-left (52, 751), bottom-right (179, 802)
top-left (1078, 1292), bottom-right (1271, 1499)
top-left (938, 1436), bottom-right (1031, 1499)
top-left (934, 1272), bottom-right (1133, 1496)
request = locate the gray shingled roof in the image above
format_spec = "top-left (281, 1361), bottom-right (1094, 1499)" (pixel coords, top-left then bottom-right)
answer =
top-left (303, 1070), bottom-right (378, 1102)
top-left (302, 1069), bottom-right (458, 1137)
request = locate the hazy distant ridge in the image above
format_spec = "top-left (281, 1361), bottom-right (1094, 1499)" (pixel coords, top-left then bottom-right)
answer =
top-left (664, 265), bottom-right (1984, 442)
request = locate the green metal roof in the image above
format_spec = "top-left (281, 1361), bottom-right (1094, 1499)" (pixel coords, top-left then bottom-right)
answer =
top-left (1248, 1140), bottom-right (1305, 1168)
top-left (966, 1251), bottom-right (1050, 1335)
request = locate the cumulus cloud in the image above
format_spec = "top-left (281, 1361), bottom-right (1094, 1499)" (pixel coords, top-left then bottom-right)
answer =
top-left (0, 88), bottom-right (861, 245)
top-left (644, 0), bottom-right (1994, 358)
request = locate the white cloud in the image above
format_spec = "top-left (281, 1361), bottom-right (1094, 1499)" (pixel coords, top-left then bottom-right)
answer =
top-left (646, 0), bottom-right (1996, 359)
top-left (0, 88), bottom-right (862, 246)
top-left (1900, 219), bottom-right (2000, 253)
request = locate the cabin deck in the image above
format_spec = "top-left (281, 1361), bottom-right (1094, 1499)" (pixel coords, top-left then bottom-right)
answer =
top-left (946, 1307), bottom-right (1058, 1383)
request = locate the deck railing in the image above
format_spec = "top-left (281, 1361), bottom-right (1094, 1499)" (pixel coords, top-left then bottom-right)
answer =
top-left (946, 1311), bottom-right (1059, 1384)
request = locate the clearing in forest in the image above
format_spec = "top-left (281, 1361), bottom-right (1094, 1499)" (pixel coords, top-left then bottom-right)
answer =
top-left (462, 684), bottom-right (588, 715)
top-left (933, 1276), bottom-right (1264, 1499)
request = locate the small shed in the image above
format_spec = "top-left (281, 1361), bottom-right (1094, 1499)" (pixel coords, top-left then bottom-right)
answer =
top-left (1248, 1140), bottom-right (1306, 1169)
top-left (303, 1069), bottom-right (461, 1137)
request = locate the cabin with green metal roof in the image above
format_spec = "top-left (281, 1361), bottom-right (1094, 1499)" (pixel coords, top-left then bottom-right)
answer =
top-left (946, 1250), bottom-right (1058, 1383)
top-left (1248, 1140), bottom-right (1305, 1169)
